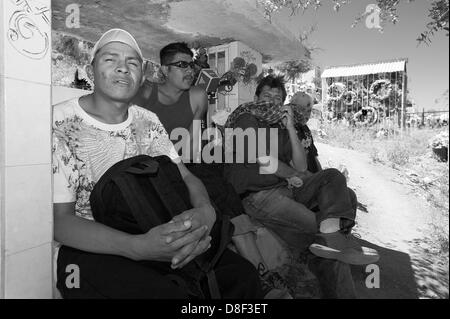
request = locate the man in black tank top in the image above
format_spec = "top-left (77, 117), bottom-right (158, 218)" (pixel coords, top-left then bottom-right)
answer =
top-left (133, 42), bottom-right (207, 162)
top-left (133, 43), bottom-right (296, 299)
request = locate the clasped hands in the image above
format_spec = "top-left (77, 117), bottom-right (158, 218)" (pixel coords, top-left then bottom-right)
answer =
top-left (132, 204), bottom-right (216, 269)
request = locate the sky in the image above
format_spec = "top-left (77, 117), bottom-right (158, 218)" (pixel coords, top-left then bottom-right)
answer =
top-left (272, 0), bottom-right (449, 110)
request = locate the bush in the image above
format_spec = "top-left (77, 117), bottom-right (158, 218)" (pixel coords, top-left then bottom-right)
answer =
top-left (53, 32), bottom-right (93, 65)
top-left (318, 123), bottom-right (446, 166)
top-left (318, 122), bottom-right (449, 255)
top-left (386, 142), bottom-right (410, 166)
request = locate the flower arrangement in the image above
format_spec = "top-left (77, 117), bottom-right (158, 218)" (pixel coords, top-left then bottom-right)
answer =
top-left (327, 82), bottom-right (346, 102)
top-left (352, 106), bottom-right (379, 126)
top-left (232, 57), bottom-right (246, 69)
top-left (227, 56), bottom-right (259, 85)
top-left (343, 90), bottom-right (357, 106)
top-left (369, 79), bottom-right (392, 101)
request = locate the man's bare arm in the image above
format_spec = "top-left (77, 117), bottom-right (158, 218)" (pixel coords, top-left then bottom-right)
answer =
top-left (189, 86), bottom-right (208, 162)
top-left (54, 202), bottom-right (207, 262)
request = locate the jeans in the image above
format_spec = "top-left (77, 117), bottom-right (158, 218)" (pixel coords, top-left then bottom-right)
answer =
top-left (293, 168), bottom-right (356, 224)
top-left (242, 168), bottom-right (357, 250)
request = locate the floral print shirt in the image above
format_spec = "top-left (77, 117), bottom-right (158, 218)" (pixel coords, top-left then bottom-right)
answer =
top-left (52, 98), bottom-right (179, 220)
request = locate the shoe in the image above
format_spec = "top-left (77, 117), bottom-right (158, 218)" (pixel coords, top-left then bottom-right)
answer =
top-left (309, 232), bottom-right (379, 265)
top-left (260, 271), bottom-right (293, 299)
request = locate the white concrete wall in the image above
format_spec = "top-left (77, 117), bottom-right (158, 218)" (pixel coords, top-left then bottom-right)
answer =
top-left (52, 86), bottom-right (90, 105)
top-left (0, 0), bottom-right (53, 298)
top-left (0, 0), bottom-right (4, 300)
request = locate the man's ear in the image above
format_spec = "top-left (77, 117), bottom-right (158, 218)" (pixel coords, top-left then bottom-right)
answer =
top-left (85, 64), bottom-right (94, 82)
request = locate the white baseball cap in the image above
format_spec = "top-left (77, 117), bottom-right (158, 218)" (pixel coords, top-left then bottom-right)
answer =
top-left (90, 28), bottom-right (144, 64)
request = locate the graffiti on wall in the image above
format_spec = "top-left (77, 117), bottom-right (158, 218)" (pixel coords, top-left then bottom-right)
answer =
top-left (7, 0), bottom-right (50, 60)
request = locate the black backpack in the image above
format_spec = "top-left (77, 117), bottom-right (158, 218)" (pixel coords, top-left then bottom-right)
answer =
top-left (89, 155), bottom-right (234, 299)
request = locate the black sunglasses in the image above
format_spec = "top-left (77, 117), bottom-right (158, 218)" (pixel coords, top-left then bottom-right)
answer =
top-left (164, 61), bottom-right (196, 69)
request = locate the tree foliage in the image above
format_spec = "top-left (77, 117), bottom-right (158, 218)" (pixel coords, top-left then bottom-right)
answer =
top-left (275, 59), bottom-right (312, 82)
top-left (257, 0), bottom-right (449, 44)
top-left (417, 0), bottom-right (449, 45)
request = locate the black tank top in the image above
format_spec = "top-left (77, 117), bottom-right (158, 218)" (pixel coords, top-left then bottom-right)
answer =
top-left (144, 82), bottom-right (194, 138)
top-left (133, 81), bottom-right (194, 138)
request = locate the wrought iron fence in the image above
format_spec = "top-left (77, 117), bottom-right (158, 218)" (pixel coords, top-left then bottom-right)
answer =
top-left (322, 71), bottom-right (408, 128)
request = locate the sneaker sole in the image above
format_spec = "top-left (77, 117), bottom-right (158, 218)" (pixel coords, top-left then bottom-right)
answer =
top-left (309, 244), bottom-right (380, 265)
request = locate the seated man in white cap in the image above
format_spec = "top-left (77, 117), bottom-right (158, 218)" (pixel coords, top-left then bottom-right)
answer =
top-left (52, 29), bottom-right (262, 299)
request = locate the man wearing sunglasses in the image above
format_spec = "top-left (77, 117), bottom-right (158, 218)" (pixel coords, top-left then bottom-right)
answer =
top-left (133, 42), bottom-right (207, 162)
top-left (133, 44), bottom-right (296, 299)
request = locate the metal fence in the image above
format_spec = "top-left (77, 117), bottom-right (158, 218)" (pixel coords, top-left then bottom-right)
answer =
top-left (319, 109), bottom-right (449, 135)
top-left (404, 110), bottom-right (449, 129)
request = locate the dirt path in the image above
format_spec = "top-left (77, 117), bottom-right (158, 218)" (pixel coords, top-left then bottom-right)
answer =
top-left (315, 142), bottom-right (449, 299)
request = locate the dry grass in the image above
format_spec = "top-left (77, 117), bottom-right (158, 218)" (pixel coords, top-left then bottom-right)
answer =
top-left (317, 123), bottom-right (441, 164)
top-left (316, 123), bottom-right (449, 255)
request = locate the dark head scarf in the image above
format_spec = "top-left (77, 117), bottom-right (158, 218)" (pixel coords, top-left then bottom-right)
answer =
top-left (224, 99), bottom-right (311, 129)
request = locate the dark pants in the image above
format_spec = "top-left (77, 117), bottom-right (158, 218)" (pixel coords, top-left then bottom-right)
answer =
top-left (293, 168), bottom-right (356, 226)
top-left (56, 246), bottom-right (263, 299)
top-left (185, 163), bottom-right (243, 219)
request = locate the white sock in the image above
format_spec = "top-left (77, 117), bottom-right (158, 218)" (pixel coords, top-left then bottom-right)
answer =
top-left (320, 218), bottom-right (340, 233)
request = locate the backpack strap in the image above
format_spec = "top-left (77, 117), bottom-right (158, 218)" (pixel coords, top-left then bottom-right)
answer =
top-left (111, 173), bottom-right (163, 232)
top-left (111, 157), bottom-right (189, 231)
top-left (125, 157), bottom-right (158, 175)
top-left (206, 271), bottom-right (221, 299)
top-left (201, 215), bottom-right (233, 299)
top-left (210, 215), bottom-right (232, 268)
top-left (147, 157), bottom-right (190, 218)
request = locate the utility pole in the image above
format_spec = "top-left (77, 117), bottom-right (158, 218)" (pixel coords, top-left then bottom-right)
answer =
top-left (401, 72), bottom-right (407, 131)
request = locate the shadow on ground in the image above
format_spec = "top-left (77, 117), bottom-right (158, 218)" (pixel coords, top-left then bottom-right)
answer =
top-left (279, 238), bottom-right (427, 299)
top-left (253, 215), bottom-right (448, 299)
top-left (351, 238), bottom-right (419, 299)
